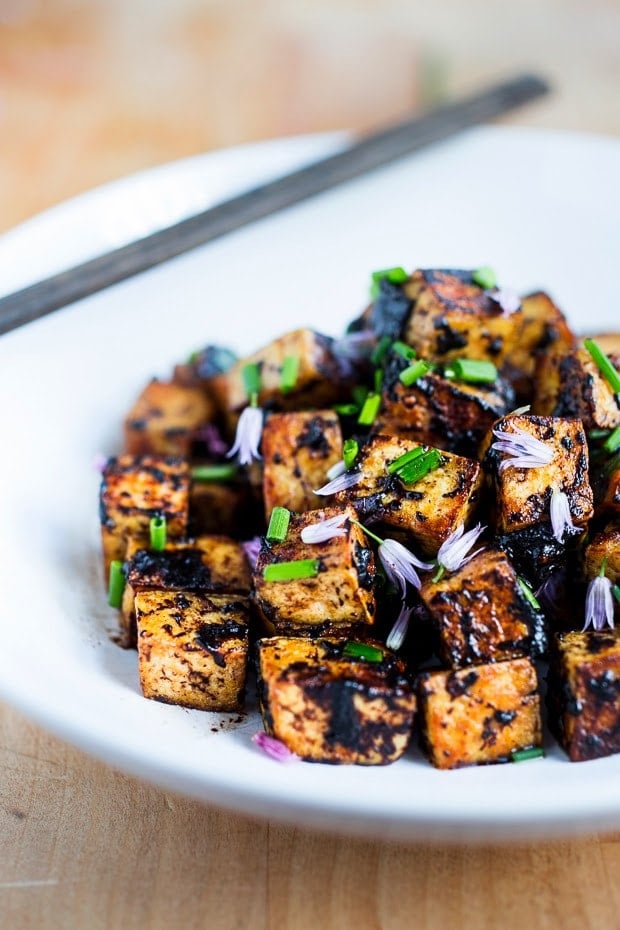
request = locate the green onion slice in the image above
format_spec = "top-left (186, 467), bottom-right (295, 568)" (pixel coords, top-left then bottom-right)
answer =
top-left (374, 368), bottom-right (384, 393)
top-left (603, 424), bottom-right (620, 455)
top-left (266, 507), bottom-right (291, 543)
top-left (399, 359), bottom-right (433, 387)
top-left (396, 449), bottom-right (443, 485)
top-left (391, 340), bottom-right (416, 361)
top-left (342, 641), bottom-right (383, 662)
top-left (191, 464), bottom-right (238, 482)
top-left (150, 515), bottom-right (167, 551)
top-left (357, 392), bottom-right (381, 427)
top-left (370, 266), bottom-right (408, 300)
top-left (588, 429), bottom-right (610, 440)
top-left (371, 335), bottom-right (392, 367)
top-left (242, 362), bottom-right (262, 398)
top-left (517, 577), bottom-right (541, 611)
top-left (263, 559), bottom-right (319, 582)
top-left (108, 560), bottom-right (126, 609)
top-left (443, 359), bottom-right (498, 384)
top-left (280, 355), bottom-right (299, 394)
top-left (333, 403), bottom-right (359, 417)
top-left (511, 747), bottom-right (545, 763)
top-left (612, 584), bottom-right (620, 605)
top-left (387, 446), bottom-right (426, 475)
top-left (584, 338), bottom-right (620, 394)
top-left (343, 438), bottom-right (359, 470)
top-left (472, 266), bottom-right (497, 289)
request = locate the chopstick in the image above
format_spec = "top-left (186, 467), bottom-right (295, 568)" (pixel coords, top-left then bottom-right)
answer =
top-left (0, 73), bottom-right (548, 336)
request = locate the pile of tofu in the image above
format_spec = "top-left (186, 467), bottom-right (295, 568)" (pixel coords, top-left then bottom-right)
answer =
top-left (99, 268), bottom-right (620, 767)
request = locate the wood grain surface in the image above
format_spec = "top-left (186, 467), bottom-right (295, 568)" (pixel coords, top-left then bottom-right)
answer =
top-left (2, 2), bottom-right (620, 928)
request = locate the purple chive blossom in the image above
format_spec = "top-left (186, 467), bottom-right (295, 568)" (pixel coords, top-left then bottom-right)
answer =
top-left (550, 489), bottom-right (580, 543)
top-left (491, 425), bottom-right (554, 473)
top-left (226, 405), bottom-right (263, 465)
top-left (436, 523), bottom-right (486, 573)
top-left (332, 329), bottom-right (376, 360)
top-left (300, 512), bottom-right (349, 544)
top-left (583, 572), bottom-right (615, 632)
top-left (315, 470), bottom-right (362, 496)
top-left (487, 287), bottom-right (521, 315)
top-left (241, 536), bottom-right (262, 569)
top-left (379, 538), bottom-right (434, 595)
top-left (252, 731), bottom-right (299, 763)
top-left (196, 422), bottom-right (228, 456)
top-left (325, 459), bottom-right (346, 481)
top-left (93, 453), bottom-right (108, 473)
top-left (386, 602), bottom-right (415, 651)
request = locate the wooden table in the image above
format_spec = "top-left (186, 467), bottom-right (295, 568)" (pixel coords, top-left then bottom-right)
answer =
top-left (3, 2), bottom-right (620, 927)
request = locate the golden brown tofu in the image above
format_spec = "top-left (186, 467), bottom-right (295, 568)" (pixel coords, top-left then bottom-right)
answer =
top-left (334, 434), bottom-right (483, 557)
top-left (124, 379), bottom-right (215, 457)
top-left (100, 455), bottom-right (189, 579)
top-left (584, 522), bottom-right (620, 585)
top-left (417, 657), bottom-right (541, 769)
top-left (504, 291), bottom-right (575, 396)
top-left (253, 506), bottom-right (376, 635)
top-left (121, 535), bottom-right (251, 647)
top-left (484, 414), bottom-right (593, 535)
top-left (402, 269), bottom-right (523, 365)
top-left (420, 549), bottom-right (547, 667)
top-left (262, 410), bottom-right (343, 517)
top-left (257, 636), bottom-right (415, 764)
top-left (548, 629), bottom-right (620, 762)
top-left (533, 347), bottom-right (620, 429)
top-left (136, 590), bottom-right (249, 711)
top-left (188, 478), bottom-right (251, 537)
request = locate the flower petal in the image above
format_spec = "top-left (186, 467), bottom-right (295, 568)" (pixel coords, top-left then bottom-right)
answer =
top-left (252, 731), bottom-right (299, 762)
top-left (379, 538), bottom-right (434, 595)
top-left (550, 488), bottom-right (579, 543)
top-left (386, 602), bottom-right (414, 650)
top-left (332, 329), bottom-right (376, 360)
top-left (488, 287), bottom-right (521, 315)
top-left (436, 523), bottom-right (486, 572)
top-left (300, 513), bottom-right (349, 544)
top-left (491, 425), bottom-right (554, 472)
top-left (583, 575), bottom-right (615, 631)
top-left (241, 536), bottom-right (262, 569)
top-left (325, 459), bottom-right (346, 481)
top-left (227, 406), bottom-right (263, 465)
top-left (315, 470), bottom-right (362, 496)
top-left (196, 422), bottom-right (228, 456)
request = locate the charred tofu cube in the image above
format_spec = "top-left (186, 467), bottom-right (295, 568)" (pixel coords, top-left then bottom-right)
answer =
top-left (124, 379), bottom-right (215, 457)
top-left (121, 535), bottom-right (251, 647)
top-left (494, 525), bottom-right (566, 590)
top-left (100, 455), bottom-right (189, 578)
top-left (503, 291), bottom-right (575, 397)
top-left (262, 410), bottom-right (343, 517)
top-left (533, 347), bottom-right (620, 430)
top-left (548, 629), bottom-right (620, 762)
top-left (257, 636), bottom-right (415, 764)
top-left (136, 590), bottom-right (249, 711)
top-left (417, 657), bottom-right (541, 769)
top-left (484, 414), bottom-right (593, 535)
top-left (401, 269), bottom-right (523, 365)
top-left (584, 522), bottom-right (620, 584)
top-left (334, 434), bottom-right (483, 557)
top-left (208, 329), bottom-right (355, 429)
top-left (420, 549), bottom-right (546, 667)
top-left (188, 478), bottom-right (251, 537)
top-left (253, 506), bottom-right (376, 635)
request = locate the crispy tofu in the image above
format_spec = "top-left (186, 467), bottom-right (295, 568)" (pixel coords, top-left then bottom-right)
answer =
top-left (494, 524), bottom-right (566, 590)
top-left (533, 347), bottom-right (620, 429)
top-left (367, 277), bottom-right (413, 340)
top-left (136, 590), bottom-right (249, 711)
top-left (121, 535), bottom-right (251, 647)
top-left (100, 455), bottom-right (189, 578)
top-left (257, 636), bottom-right (415, 764)
top-left (483, 414), bottom-right (593, 535)
top-left (334, 434), bottom-right (483, 557)
top-left (262, 410), bottom-right (343, 517)
top-left (584, 521), bottom-right (620, 584)
top-left (124, 379), bottom-right (215, 457)
top-left (504, 291), bottom-right (575, 397)
top-left (548, 629), bottom-right (620, 762)
top-left (420, 549), bottom-right (547, 667)
top-left (401, 269), bottom-right (523, 365)
top-left (188, 478), bottom-right (251, 537)
top-left (253, 506), bottom-right (376, 635)
top-left (417, 657), bottom-right (541, 769)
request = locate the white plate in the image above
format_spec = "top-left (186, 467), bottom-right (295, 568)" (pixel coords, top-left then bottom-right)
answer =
top-left (1, 126), bottom-right (619, 842)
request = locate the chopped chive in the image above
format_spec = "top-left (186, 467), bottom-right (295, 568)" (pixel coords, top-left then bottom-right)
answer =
top-left (266, 506), bottom-right (290, 543)
top-left (397, 448), bottom-right (443, 485)
top-left (518, 577), bottom-right (541, 611)
top-left (343, 438), bottom-right (359, 470)
top-left (280, 355), bottom-right (299, 394)
top-left (588, 429), bottom-right (610, 441)
top-left (584, 338), bottom-right (620, 394)
top-left (511, 746), bottom-right (545, 763)
top-left (263, 559), bottom-right (319, 582)
top-left (352, 385), bottom-right (369, 408)
top-left (342, 641), bottom-right (384, 662)
top-left (357, 392), bottom-right (381, 426)
top-left (443, 358), bottom-right (498, 384)
top-left (387, 446), bottom-right (426, 475)
top-left (374, 368), bottom-right (384, 393)
top-left (333, 403), bottom-right (359, 417)
top-left (612, 584), bottom-right (620, 605)
top-left (472, 266), bottom-right (496, 289)
top-left (191, 463), bottom-right (238, 482)
top-left (371, 335), bottom-right (392, 367)
top-left (603, 424), bottom-right (620, 454)
top-left (391, 340), bottom-right (416, 361)
top-left (108, 560), bottom-right (125, 609)
top-left (370, 266), bottom-right (408, 300)
top-left (150, 516), bottom-right (167, 550)
top-left (399, 359), bottom-right (433, 387)
top-left (242, 363), bottom-right (261, 398)
top-left (432, 565), bottom-right (446, 583)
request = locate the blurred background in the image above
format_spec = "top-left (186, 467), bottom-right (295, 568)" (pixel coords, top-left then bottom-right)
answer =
top-left (1, 0), bottom-right (619, 233)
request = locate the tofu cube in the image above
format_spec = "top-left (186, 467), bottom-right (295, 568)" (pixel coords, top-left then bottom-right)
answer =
top-left (548, 629), bottom-right (620, 761)
top-left (503, 290), bottom-right (575, 397)
top-left (124, 379), bottom-right (215, 457)
top-left (420, 549), bottom-right (546, 667)
top-left (402, 269), bottom-right (523, 365)
top-left (484, 414), bottom-right (593, 535)
top-left (533, 347), bottom-right (620, 430)
top-left (334, 434), bottom-right (483, 557)
top-left (584, 522), bottom-right (620, 585)
top-left (136, 590), bottom-right (249, 711)
top-left (100, 455), bottom-right (189, 578)
top-left (257, 636), bottom-right (416, 764)
top-left (417, 657), bottom-right (541, 769)
top-left (253, 506), bottom-right (377, 635)
top-left (262, 410), bottom-right (343, 517)
top-left (188, 478), bottom-right (251, 537)
top-left (494, 524), bottom-right (566, 590)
